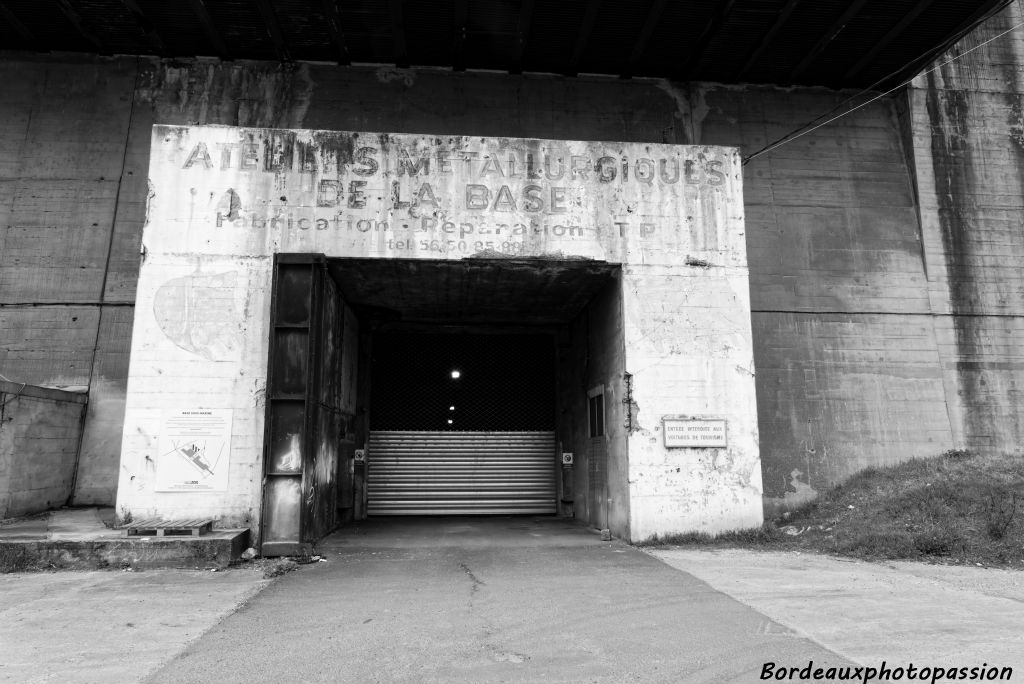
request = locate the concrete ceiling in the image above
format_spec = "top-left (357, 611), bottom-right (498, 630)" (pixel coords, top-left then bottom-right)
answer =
top-left (0, 0), bottom-right (1013, 90)
top-left (327, 257), bottom-right (619, 327)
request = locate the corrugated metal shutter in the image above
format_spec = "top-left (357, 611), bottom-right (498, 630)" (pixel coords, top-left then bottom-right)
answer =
top-left (367, 431), bottom-right (556, 515)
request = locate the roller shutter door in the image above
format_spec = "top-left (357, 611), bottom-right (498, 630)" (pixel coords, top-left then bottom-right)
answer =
top-left (367, 431), bottom-right (556, 515)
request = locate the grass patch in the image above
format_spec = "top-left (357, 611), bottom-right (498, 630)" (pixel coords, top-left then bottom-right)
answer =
top-left (637, 524), bottom-right (783, 547)
top-left (638, 450), bottom-right (1024, 568)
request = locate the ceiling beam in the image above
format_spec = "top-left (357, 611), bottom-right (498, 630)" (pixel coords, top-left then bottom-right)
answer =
top-left (677, 0), bottom-right (737, 79)
top-left (789, 0), bottom-right (869, 81)
top-left (735, 0), bottom-right (801, 81)
top-left (254, 0), bottom-right (291, 62)
top-left (622, 0), bottom-right (667, 78)
top-left (877, 0), bottom-right (1014, 89)
top-left (452, 0), bottom-right (468, 71)
top-left (118, 0), bottom-right (166, 55)
top-left (320, 0), bottom-right (351, 65)
top-left (947, 0), bottom-right (1014, 40)
top-left (566, 0), bottom-right (602, 76)
top-left (0, 1), bottom-right (34, 43)
top-left (844, 0), bottom-right (937, 81)
top-left (55, 0), bottom-right (106, 53)
top-left (389, 0), bottom-right (409, 68)
top-left (510, 0), bottom-right (535, 74)
top-left (186, 0), bottom-right (230, 59)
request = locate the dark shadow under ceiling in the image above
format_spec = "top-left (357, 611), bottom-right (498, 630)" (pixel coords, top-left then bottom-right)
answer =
top-left (327, 257), bottom-right (619, 327)
top-left (0, 0), bottom-right (1013, 90)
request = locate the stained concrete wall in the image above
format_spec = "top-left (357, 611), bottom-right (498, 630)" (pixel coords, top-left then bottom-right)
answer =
top-left (0, 381), bottom-right (87, 518)
top-left (2, 0), bottom-right (1023, 522)
top-left (0, 57), bottom-right (137, 507)
top-left (624, 262), bottom-right (762, 539)
top-left (698, 85), bottom-right (955, 513)
top-left (906, 0), bottom-right (1024, 456)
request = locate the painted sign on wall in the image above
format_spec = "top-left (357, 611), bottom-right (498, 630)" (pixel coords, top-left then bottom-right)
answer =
top-left (148, 126), bottom-right (743, 266)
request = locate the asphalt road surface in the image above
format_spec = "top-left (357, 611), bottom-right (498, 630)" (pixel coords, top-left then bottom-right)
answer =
top-left (146, 517), bottom-right (850, 683)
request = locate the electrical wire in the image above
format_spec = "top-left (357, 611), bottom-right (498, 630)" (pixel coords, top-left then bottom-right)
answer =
top-left (743, 10), bottom-right (1024, 165)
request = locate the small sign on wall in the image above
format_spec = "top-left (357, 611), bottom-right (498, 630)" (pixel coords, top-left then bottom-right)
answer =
top-left (663, 418), bottom-right (727, 448)
top-left (155, 408), bottom-right (233, 492)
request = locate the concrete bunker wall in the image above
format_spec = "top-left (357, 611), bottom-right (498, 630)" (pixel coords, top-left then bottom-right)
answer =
top-left (905, 1), bottom-right (1024, 456)
top-left (2, 1), bottom-right (1023, 520)
top-left (0, 381), bottom-right (88, 518)
top-left (116, 127), bottom-right (755, 542)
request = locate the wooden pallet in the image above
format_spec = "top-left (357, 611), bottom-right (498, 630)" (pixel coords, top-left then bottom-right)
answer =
top-left (123, 518), bottom-right (214, 537)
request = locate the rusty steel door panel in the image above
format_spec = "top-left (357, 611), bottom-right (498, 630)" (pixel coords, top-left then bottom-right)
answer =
top-left (366, 431), bottom-right (557, 515)
top-left (261, 254), bottom-right (355, 556)
top-left (306, 263), bottom-right (342, 543)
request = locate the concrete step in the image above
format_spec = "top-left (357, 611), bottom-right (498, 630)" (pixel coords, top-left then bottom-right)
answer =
top-left (0, 508), bottom-right (249, 570)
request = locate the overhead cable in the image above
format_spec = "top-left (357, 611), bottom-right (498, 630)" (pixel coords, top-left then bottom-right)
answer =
top-left (743, 7), bottom-right (1024, 164)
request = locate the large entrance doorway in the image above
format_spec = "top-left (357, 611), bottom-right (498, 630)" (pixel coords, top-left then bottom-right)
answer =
top-left (368, 332), bottom-right (556, 515)
top-left (259, 255), bottom-right (624, 553)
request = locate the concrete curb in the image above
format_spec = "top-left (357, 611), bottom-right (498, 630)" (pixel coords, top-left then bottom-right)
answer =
top-left (0, 530), bottom-right (250, 570)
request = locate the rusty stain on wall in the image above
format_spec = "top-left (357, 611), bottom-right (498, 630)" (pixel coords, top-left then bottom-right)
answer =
top-left (654, 80), bottom-right (706, 145)
top-left (137, 62), bottom-right (314, 129)
top-left (925, 69), bottom-right (987, 449)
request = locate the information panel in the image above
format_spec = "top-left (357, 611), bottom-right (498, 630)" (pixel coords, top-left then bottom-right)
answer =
top-left (155, 409), bottom-right (233, 492)
top-left (663, 418), bottom-right (727, 448)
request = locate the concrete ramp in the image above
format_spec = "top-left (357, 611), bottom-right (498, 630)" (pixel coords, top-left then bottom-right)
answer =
top-left (147, 517), bottom-right (850, 683)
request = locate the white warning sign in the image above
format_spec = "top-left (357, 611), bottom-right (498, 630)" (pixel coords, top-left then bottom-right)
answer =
top-left (663, 418), bottom-right (727, 448)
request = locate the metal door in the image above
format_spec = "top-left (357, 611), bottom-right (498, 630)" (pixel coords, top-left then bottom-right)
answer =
top-left (367, 431), bottom-right (557, 514)
top-left (587, 386), bottom-right (608, 529)
top-left (260, 254), bottom-right (355, 555)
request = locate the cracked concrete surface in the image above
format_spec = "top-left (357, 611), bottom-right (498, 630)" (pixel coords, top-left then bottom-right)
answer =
top-left (5, 519), bottom-right (1018, 683)
top-left (145, 517), bottom-right (849, 683)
